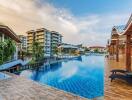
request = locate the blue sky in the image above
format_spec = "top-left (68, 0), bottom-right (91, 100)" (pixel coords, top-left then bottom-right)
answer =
top-left (0, 0), bottom-right (132, 46)
top-left (40, 0), bottom-right (132, 46)
top-left (45, 0), bottom-right (132, 16)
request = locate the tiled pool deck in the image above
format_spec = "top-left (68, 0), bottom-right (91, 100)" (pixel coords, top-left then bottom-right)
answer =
top-left (105, 57), bottom-right (132, 100)
top-left (0, 72), bottom-right (89, 100)
top-left (0, 71), bottom-right (104, 100)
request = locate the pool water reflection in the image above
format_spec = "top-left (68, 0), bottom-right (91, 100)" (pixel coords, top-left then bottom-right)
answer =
top-left (20, 55), bottom-right (104, 99)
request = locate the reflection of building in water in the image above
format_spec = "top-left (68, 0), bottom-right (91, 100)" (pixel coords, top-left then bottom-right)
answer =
top-left (76, 56), bottom-right (82, 62)
top-left (37, 62), bottom-right (62, 72)
top-left (32, 62), bottom-right (62, 80)
top-left (49, 62), bottom-right (62, 71)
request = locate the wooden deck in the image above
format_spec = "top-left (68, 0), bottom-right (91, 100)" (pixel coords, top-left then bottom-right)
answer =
top-left (105, 56), bottom-right (132, 100)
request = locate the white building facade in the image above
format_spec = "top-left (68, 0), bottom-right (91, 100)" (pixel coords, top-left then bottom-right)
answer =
top-left (27, 28), bottom-right (62, 57)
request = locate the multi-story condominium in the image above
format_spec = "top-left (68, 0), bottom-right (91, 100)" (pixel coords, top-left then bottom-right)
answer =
top-left (0, 24), bottom-right (21, 61)
top-left (36, 28), bottom-right (51, 57)
top-left (18, 35), bottom-right (27, 51)
top-left (27, 28), bottom-right (62, 57)
top-left (51, 31), bottom-right (62, 55)
top-left (27, 30), bottom-right (35, 53)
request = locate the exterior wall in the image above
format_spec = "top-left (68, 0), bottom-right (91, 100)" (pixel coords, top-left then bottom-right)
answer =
top-left (18, 35), bottom-right (27, 51)
top-left (27, 31), bottom-right (35, 53)
top-left (51, 31), bottom-right (62, 56)
top-left (44, 31), bottom-right (51, 57)
top-left (14, 44), bottom-right (18, 60)
top-left (36, 30), bottom-right (51, 57)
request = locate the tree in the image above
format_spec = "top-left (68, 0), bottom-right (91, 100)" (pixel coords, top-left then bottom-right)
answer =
top-left (32, 41), bottom-right (44, 61)
top-left (0, 39), bottom-right (16, 65)
top-left (52, 46), bottom-right (58, 56)
top-left (94, 48), bottom-right (99, 53)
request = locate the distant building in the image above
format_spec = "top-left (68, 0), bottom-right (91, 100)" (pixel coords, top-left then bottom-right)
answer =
top-left (89, 46), bottom-right (106, 52)
top-left (58, 43), bottom-right (84, 55)
top-left (27, 28), bottom-right (62, 57)
top-left (0, 24), bottom-right (21, 61)
top-left (18, 35), bottom-right (27, 51)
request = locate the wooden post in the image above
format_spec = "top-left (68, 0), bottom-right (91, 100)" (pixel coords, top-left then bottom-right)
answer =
top-left (126, 35), bottom-right (131, 71)
top-left (112, 44), bottom-right (114, 59)
top-left (110, 45), bottom-right (112, 56)
top-left (116, 38), bottom-right (119, 62)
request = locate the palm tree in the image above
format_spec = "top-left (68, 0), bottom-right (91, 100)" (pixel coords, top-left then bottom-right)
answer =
top-left (53, 46), bottom-right (58, 55)
top-left (32, 41), bottom-right (44, 61)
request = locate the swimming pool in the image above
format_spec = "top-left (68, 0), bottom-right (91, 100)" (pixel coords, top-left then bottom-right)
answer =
top-left (0, 72), bottom-right (11, 80)
top-left (20, 55), bottom-right (104, 99)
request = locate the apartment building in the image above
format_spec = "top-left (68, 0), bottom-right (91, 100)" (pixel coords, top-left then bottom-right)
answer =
top-left (18, 35), bottom-right (27, 51)
top-left (36, 28), bottom-right (51, 57)
top-left (27, 30), bottom-right (35, 53)
top-left (27, 28), bottom-right (62, 57)
top-left (51, 31), bottom-right (62, 55)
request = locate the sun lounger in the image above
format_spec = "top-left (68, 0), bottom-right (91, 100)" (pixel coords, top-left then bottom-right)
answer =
top-left (109, 74), bottom-right (132, 84)
top-left (110, 69), bottom-right (128, 74)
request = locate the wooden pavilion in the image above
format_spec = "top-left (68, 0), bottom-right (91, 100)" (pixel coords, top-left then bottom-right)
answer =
top-left (108, 14), bottom-right (132, 72)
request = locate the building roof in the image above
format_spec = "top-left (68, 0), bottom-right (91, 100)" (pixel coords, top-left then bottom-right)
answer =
top-left (36, 28), bottom-right (49, 32)
top-left (89, 46), bottom-right (106, 48)
top-left (58, 43), bottom-right (78, 49)
top-left (18, 35), bottom-right (25, 37)
top-left (51, 31), bottom-right (62, 36)
top-left (113, 25), bottom-right (125, 34)
top-left (122, 14), bottom-right (132, 35)
top-left (0, 24), bottom-right (21, 43)
top-left (26, 30), bottom-right (36, 34)
top-left (125, 14), bottom-right (132, 30)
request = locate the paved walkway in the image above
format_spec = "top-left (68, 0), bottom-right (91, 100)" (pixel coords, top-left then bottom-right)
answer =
top-left (0, 72), bottom-right (87, 100)
top-left (105, 57), bottom-right (132, 100)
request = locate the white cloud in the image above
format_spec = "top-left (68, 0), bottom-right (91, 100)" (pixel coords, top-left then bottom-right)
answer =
top-left (0, 0), bottom-right (130, 46)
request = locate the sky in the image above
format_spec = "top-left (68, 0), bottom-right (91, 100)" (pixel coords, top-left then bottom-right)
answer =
top-left (0, 0), bottom-right (132, 46)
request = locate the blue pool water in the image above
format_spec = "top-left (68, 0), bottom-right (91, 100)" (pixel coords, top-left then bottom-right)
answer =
top-left (0, 72), bottom-right (11, 80)
top-left (20, 55), bottom-right (104, 99)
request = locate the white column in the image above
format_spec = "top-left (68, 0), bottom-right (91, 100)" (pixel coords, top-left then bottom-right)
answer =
top-left (14, 44), bottom-right (18, 60)
top-left (2, 33), bottom-right (4, 42)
